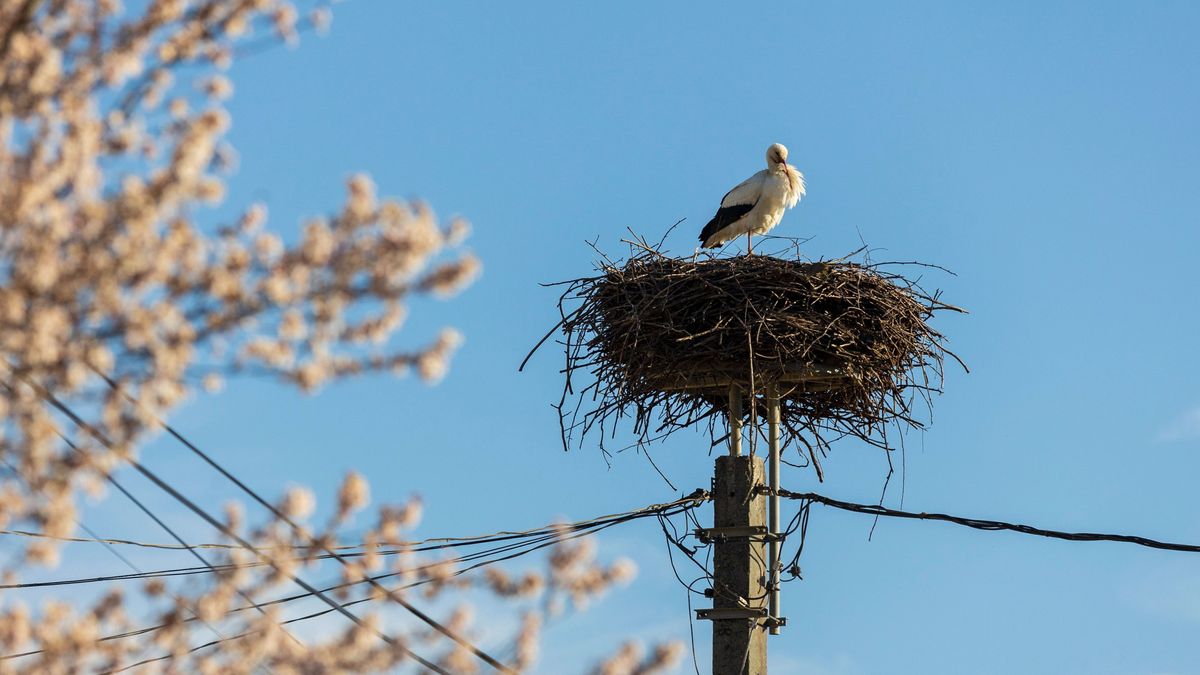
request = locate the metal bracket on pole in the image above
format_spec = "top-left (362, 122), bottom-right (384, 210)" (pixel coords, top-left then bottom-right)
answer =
top-left (695, 607), bottom-right (767, 621)
top-left (694, 525), bottom-right (780, 544)
top-left (695, 607), bottom-right (787, 628)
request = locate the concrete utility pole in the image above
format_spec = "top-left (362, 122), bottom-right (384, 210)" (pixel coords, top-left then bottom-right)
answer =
top-left (696, 383), bottom-right (788, 673)
top-left (700, 454), bottom-right (769, 674)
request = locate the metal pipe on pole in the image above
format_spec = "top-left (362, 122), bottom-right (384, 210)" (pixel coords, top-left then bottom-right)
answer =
top-left (767, 383), bottom-right (782, 635)
top-left (728, 383), bottom-right (742, 457)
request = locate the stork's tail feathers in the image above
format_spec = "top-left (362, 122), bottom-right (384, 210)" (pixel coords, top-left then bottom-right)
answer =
top-left (698, 217), bottom-right (721, 247)
top-left (699, 203), bottom-right (755, 248)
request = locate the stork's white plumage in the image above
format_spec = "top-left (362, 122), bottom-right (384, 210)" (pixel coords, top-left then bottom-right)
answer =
top-left (699, 143), bottom-right (805, 253)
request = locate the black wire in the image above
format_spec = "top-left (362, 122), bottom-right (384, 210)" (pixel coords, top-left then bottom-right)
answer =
top-left (52, 434), bottom-right (300, 652)
top-left (73, 520), bottom-right (231, 642)
top-left (656, 512), bottom-right (712, 590)
top-left (777, 489), bottom-right (1200, 554)
top-left (23, 379), bottom-right (452, 675)
top-left (72, 521), bottom-right (273, 675)
top-left (127, 384), bottom-right (515, 674)
top-left (781, 499), bottom-right (810, 582)
top-left (6, 418), bottom-right (290, 664)
top-left (684, 577), bottom-right (705, 675)
top-left (9, 370), bottom-right (712, 673)
top-left (98, 516), bottom-right (642, 675)
top-left (654, 511), bottom-right (709, 675)
top-left (0, 499), bottom-right (705, 590)
top-left (3, 495), bottom-right (707, 663)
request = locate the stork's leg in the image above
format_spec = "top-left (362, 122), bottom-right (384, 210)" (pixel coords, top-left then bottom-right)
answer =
top-left (746, 230), bottom-right (753, 256)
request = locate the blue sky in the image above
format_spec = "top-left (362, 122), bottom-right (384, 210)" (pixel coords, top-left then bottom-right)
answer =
top-left (61, 2), bottom-right (1200, 673)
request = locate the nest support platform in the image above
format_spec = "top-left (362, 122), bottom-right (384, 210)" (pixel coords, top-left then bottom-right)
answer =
top-left (653, 362), bottom-right (849, 395)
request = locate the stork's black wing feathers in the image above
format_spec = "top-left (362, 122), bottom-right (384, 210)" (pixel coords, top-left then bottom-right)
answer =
top-left (699, 202), bottom-right (755, 246)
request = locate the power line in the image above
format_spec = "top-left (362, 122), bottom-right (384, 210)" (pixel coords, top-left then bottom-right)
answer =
top-left (3, 492), bottom-right (708, 667)
top-left (0, 409), bottom-right (291, 670)
top-left (0, 504), bottom-right (687, 551)
top-left (2, 493), bottom-right (708, 591)
top-left (0, 528), bottom-right (263, 550)
top-left (14, 378), bottom-right (452, 675)
top-left (775, 488), bottom-right (1200, 554)
top-left (1, 400), bottom-right (299, 658)
top-left (101, 509), bottom-right (666, 672)
top-left (94, 372), bottom-right (515, 675)
top-left (7, 365), bottom-right (705, 673)
top-left (6, 373), bottom-right (709, 670)
top-left (0, 469), bottom-right (239, 662)
top-left (51, 432), bottom-right (301, 652)
top-left (71, 520), bottom-right (255, 674)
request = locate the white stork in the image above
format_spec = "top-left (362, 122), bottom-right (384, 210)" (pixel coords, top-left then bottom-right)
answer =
top-left (699, 143), bottom-right (806, 254)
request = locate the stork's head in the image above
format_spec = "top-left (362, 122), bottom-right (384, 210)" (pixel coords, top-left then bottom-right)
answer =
top-left (766, 143), bottom-right (789, 167)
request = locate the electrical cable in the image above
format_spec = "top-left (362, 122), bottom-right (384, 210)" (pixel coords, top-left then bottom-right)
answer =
top-left (775, 488), bottom-right (1200, 554)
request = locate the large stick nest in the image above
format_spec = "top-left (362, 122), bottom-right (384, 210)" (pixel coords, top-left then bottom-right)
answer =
top-left (530, 242), bottom-right (965, 477)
